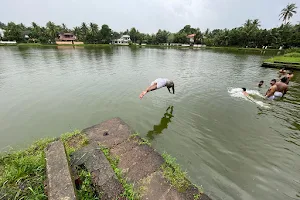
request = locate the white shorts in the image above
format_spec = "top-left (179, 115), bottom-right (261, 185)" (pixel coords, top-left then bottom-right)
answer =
top-left (151, 78), bottom-right (168, 89)
top-left (267, 92), bottom-right (283, 100)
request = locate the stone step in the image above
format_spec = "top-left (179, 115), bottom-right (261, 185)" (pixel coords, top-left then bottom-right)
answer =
top-left (45, 141), bottom-right (77, 200)
top-left (70, 144), bottom-right (123, 199)
top-left (84, 118), bottom-right (212, 200)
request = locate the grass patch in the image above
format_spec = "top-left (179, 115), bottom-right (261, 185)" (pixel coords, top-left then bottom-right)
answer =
top-left (129, 132), bottom-right (151, 146)
top-left (0, 130), bottom-right (89, 200)
top-left (100, 145), bottom-right (140, 200)
top-left (265, 53), bottom-right (300, 64)
top-left (138, 138), bottom-right (151, 146)
top-left (76, 167), bottom-right (99, 199)
top-left (161, 152), bottom-right (191, 192)
top-left (61, 130), bottom-right (89, 155)
top-left (284, 52), bottom-right (300, 57)
top-left (0, 138), bottom-right (54, 200)
top-left (161, 152), bottom-right (204, 194)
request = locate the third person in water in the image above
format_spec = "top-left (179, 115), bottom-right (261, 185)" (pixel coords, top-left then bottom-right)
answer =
top-left (139, 78), bottom-right (174, 99)
top-left (265, 77), bottom-right (288, 100)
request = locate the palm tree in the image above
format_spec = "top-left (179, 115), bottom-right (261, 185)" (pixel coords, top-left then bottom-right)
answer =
top-left (279, 3), bottom-right (297, 24)
top-left (46, 21), bottom-right (58, 43)
top-left (252, 19), bottom-right (261, 29)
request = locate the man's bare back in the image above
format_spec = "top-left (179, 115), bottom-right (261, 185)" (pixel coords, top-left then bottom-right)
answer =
top-left (275, 82), bottom-right (288, 93)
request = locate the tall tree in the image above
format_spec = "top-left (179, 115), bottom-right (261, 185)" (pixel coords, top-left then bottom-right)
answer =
top-left (99, 24), bottom-right (112, 44)
top-left (46, 21), bottom-right (58, 43)
top-left (4, 22), bottom-right (23, 42)
top-left (129, 28), bottom-right (138, 43)
top-left (279, 3), bottom-right (297, 24)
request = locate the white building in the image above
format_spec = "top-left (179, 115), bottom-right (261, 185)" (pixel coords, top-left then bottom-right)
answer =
top-left (0, 28), bottom-right (5, 38)
top-left (113, 35), bottom-right (131, 45)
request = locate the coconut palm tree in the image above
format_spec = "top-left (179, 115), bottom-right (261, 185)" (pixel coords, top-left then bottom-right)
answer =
top-left (252, 19), bottom-right (261, 29)
top-left (279, 3), bottom-right (297, 24)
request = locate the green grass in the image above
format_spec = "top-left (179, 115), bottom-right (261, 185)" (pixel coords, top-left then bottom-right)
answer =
top-left (0, 138), bottom-right (54, 200)
top-left (0, 130), bottom-right (89, 200)
top-left (61, 130), bottom-right (89, 156)
top-left (76, 167), bottom-right (99, 200)
top-left (138, 138), bottom-right (151, 146)
top-left (265, 52), bottom-right (300, 63)
top-left (161, 152), bottom-right (204, 194)
top-left (161, 152), bottom-right (191, 192)
top-left (129, 132), bottom-right (151, 146)
top-left (100, 145), bottom-right (140, 200)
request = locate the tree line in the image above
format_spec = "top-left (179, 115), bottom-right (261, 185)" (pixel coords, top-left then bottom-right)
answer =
top-left (0, 3), bottom-right (299, 48)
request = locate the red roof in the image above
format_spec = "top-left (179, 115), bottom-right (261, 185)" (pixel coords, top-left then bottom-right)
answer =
top-left (187, 34), bottom-right (196, 38)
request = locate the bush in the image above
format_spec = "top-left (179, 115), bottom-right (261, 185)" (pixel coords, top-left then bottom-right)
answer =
top-left (284, 52), bottom-right (300, 57)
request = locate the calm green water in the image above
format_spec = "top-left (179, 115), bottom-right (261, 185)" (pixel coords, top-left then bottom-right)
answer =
top-left (0, 46), bottom-right (299, 200)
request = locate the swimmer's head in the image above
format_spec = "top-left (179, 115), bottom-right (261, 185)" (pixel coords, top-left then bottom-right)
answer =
top-left (270, 79), bottom-right (276, 85)
top-left (166, 80), bottom-right (175, 94)
top-left (259, 80), bottom-right (264, 84)
top-left (281, 76), bottom-right (288, 83)
top-left (242, 88), bottom-right (246, 91)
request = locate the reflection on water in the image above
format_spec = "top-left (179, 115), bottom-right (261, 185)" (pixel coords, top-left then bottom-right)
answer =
top-left (147, 106), bottom-right (174, 140)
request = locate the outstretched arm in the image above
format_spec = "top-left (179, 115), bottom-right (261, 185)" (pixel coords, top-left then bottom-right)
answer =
top-left (266, 86), bottom-right (276, 98)
top-left (139, 83), bottom-right (157, 99)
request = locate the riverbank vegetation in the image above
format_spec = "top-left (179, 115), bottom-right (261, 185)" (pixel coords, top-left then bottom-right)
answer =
top-left (0, 3), bottom-right (299, 49)
top-left (265, 52), bottom-right (300, 63)
top-left (0, 130), bottom-right (88, 200)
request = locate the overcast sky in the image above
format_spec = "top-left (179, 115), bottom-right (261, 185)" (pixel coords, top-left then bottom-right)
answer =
top-left (1, 0), bottom-right (299, 33)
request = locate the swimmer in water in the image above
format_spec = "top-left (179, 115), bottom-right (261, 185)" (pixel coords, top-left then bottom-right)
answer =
top-left (286, 71), bottom-right (294, 84)
top-left (279, 68), bottom-right (286, 74)
top-left (139, 78), bottom-right (174, 99)
top-left (258, 80), bottom-right (264, 88)
top-left (242, 88), bottom-right (249, 96)
top-left (265, 77), bottom-right (288, 100)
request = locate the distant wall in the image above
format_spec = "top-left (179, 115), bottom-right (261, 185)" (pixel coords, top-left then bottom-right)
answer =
top-left (56, 41), bottom-right (84, 45)
top-left (56, 41), bottom-right (72, 45)
top-left (0, 41), bottom-right (17, 44)
top-left (73, 42), bottom-right (84, 45)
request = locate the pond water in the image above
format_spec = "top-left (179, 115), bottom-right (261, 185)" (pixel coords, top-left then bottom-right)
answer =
top-left (0, 46), bottom-right (299, 200)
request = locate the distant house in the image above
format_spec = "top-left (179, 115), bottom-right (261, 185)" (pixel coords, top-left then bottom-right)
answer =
top-left (58, 33), bottom-right (77, 41)
top-left (56, 33), bottom-right (83, 45)
top-left (22, 30), bottom-right (30, 40)
top-left (0, 28), bottom-right (5, 38)
top-left (112, 35), bottom-right (131, 45)
top-left (187, 34), bottom-right (196, 43)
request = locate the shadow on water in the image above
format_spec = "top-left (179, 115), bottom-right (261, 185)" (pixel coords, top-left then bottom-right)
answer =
top-left (146, 106), bottom-right (174, 140)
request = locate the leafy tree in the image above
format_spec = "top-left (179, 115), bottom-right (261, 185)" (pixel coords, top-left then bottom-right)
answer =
top-left (3, 22), bottom-right (23, 42)
top-left (156, 29), bottom-right (169, 44)
top-left (99, 24), bottom-right (112, 44)
top-left (129, 27), bottom-right (138, 43)
top-left (0, 22), bottom-right (6, 29)
top-left (46, 21), bottom-right (59, 43)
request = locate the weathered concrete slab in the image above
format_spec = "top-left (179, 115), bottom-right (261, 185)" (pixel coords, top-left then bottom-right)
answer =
top-left (45, 141), bottom-right (76, 200)
top-left (138, 171), bottom-right (173, 200)
top-left (85, 118), bottom-right (212, 200)
top-left (125, 146), bottom-right (164, 182)
top-left (110, 137), bottom-right (138, 157)
top-left (138, 171), bottom-right (209, 200)
top-left (83, 117), bottom-right (133, 148)
top-left (70, 144), bottom-right (123, 199)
